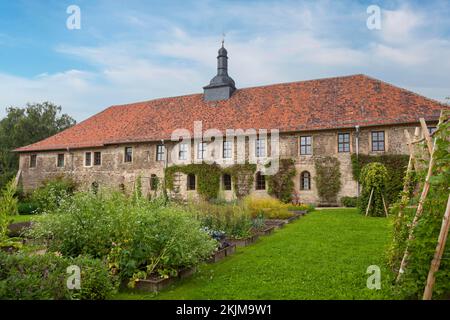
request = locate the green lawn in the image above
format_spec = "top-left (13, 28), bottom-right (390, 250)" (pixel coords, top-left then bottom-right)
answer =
top-left (115, 209), bottom-right (395, 300)
top-left (9, 214), bottom-right (35, 223)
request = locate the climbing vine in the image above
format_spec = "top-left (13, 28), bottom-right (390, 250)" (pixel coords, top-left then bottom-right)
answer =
top-left (266, 159), bottom-right (296, 203)
top-left (389, 111), bottom-right (450, 299)
top-left (165, 163), bottom-right (256, 200)
top-left (314, 156), bottom-right (341, 205)
top-left (357, 162), bottom-right (388, 217)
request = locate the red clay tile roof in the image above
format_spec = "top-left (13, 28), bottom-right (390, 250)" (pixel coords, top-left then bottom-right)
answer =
top-left (15, 74), bottom-right (447, 152)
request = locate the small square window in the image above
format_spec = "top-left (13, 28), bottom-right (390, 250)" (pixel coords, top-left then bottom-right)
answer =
top-left (57, 154), bottom-right (65, 167)
top-left (124, 147), bottom-right (133, 162)
top-left (338, 133), bottom-right (350, 153)
top-left (85, 152), bottom-right (92, 166)
top-left (300, 136), bottom-right (312, 155)
top-left (94, 152), bottom-right (102, 166)
top-left (371, 131), bottom-right (385, 151)
top-left (30, 155), bottom-right (37, 168)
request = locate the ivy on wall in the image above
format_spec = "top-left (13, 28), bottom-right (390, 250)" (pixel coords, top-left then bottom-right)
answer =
top-left (314, 156), bottom-right (341, 205)
top-left (165, 163), bottom-right (256, 200)
top-left (351, 153), bottom-right (409, 204)
top-left (266, 159), bottom-right (296, 203)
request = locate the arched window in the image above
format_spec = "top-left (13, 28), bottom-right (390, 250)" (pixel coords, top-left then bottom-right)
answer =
top-left (150, 174), bottom-right (158, 191)
top-left (91, 181), bottom-right (99, 194)
top-left (187, 174), bottom-right (196, 190)
top-left (222, 174), bottom-right (232, 190)
top-left (255, 171), bottom-right (266, 190)
top-left (300, 171), bottom-right (311, 190)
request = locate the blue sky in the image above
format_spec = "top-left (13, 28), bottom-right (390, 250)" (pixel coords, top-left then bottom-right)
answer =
top-left (0, 0), bottom-right (449, 121)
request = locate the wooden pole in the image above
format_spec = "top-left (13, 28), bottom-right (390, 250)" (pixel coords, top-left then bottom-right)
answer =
top-left (382, 195), bottom-right (389, 217)
top-left (420, 118), bottom-right (433, 155)
top-left (423, 194), bottom-right (450, 300)
top-left (397, 115), bottom-right (443, 282)
top-left (366, 188), bottom-right (374, 217)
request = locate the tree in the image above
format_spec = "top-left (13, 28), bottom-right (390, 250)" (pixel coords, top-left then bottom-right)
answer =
top-left (0, 102), bottom-right (76, 189)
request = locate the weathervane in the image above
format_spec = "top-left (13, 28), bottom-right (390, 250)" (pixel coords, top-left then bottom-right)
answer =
top-left (221, 32), bottom-right (225, 47)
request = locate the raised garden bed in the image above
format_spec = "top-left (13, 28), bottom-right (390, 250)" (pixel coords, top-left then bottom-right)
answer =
top-left (130, 266), bottom-right (197, 292)
top-left (255, 225), bottom-right (276, 236)
top-left (289, 209), bottom-right (308, 216)
top-left (207, 244), bottom-right (237, 263)
top-left (226, 234), bottom-right (259, 247)
top-left (265, 219), bottom-right (287, 229)
top-left (7, 221), bottom-right (33, 237)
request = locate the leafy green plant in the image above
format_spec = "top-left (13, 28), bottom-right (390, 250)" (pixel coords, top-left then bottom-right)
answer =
top-left (341, 196), bottom-right (358, 208)
top-left (314, 157), bottom-right (341, 205)
top-left (390, 111), bottom-right (450, 299)
top-left (0, 251), bottom-right (117, 300)
top-left (29, 192), bottom-right (216, 283)
top-left (287, 203), bottom-right (316, 212)
top-left (351, 153), bottom-right (409, 204)
top-left (243, 196), bottom-right (294, 219)
top-left (186, 200), bottom-right (253, 239)
top-left (31, 175), bottom-right (77, 213)
top-left (357, 162), bottom-right (388, 217)
top-left (0, 179), bottom-right (19, 244)
top-left (266, 159), bottom-right (296, 203)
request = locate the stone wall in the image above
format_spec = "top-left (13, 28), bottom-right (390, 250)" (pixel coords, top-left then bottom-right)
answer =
top-left (18, 123), bottom-right (422, 204)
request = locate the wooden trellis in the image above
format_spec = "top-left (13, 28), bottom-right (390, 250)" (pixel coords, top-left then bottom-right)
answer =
top-left (394, 111), bottom-right (450, 300)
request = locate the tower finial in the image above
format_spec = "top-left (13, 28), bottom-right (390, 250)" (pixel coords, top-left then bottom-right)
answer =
top-left (221, 32), bottom-right (225, 47)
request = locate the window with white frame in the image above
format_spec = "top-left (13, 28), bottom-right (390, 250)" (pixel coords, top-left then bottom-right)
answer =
top-left (371, 131), bottom-right (385, 152)
top-left (255, 138), bottom-right (266, 158)
top-left (198, 142), bottom-right (207, 160)
top-left (300, 136), bottom-right (312, 155)
top-left (223, 140), bottom-right (232, 159)
top-left (85, 152), bottom-right (92, 166)
top-left (179, 143), bottom-right (188, 160)
top-left (156, 144), bottom-right (165, 161)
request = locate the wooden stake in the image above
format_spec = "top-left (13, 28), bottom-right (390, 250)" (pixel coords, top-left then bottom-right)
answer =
top-left (420, 118), bottom-right (433, 156)
top-left (382, 195), bottom-right (389, 217)
top-left (423, 194), bottom-right (450, 300)
top-left (13, 169), bottom-right (22, 189)
top-left (397, 115), bottom-right (443, 282)
top-left (366, 188), bottom-right (374, 217)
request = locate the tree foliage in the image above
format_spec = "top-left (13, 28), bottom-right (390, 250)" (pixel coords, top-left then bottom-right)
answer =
top-left (0, 102), bottom-right (76, 188)
top-left (357, 162), bottom-right (388, 217)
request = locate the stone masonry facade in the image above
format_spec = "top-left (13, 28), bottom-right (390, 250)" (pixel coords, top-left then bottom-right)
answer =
top-left (18, 123), bottom-right (428, 205)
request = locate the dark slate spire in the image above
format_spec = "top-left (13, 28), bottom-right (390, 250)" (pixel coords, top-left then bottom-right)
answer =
top-left (203, 42), bottom-right (236, 101)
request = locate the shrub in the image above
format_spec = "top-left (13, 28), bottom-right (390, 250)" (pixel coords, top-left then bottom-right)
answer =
top-left (287, 204), bottom-right (316, 212)
top-left (186, 201), bottom-right (253, 239)
top-left (314, 157), bottom-right (342, 205)
top-left (29, 192), bottom-right (216, 283)
top-left (243, 196), bottom-right (294, 219)
top-left (358, 162), bottom-right (388, 217)
top-left (341, 196), bottom-right (358, 207)
top-left (1, 180), bottom-right (18, 242)
top-left (0, 251), bottom-right (117, 300)
top-left (351, 153), bottom-right (409, 204)
top-left (18, 202), bottom-right (39, 215)
top-left (266, 159), bottom-right (296, 203)
top-left (31, 175), bottom-right (77, 213)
